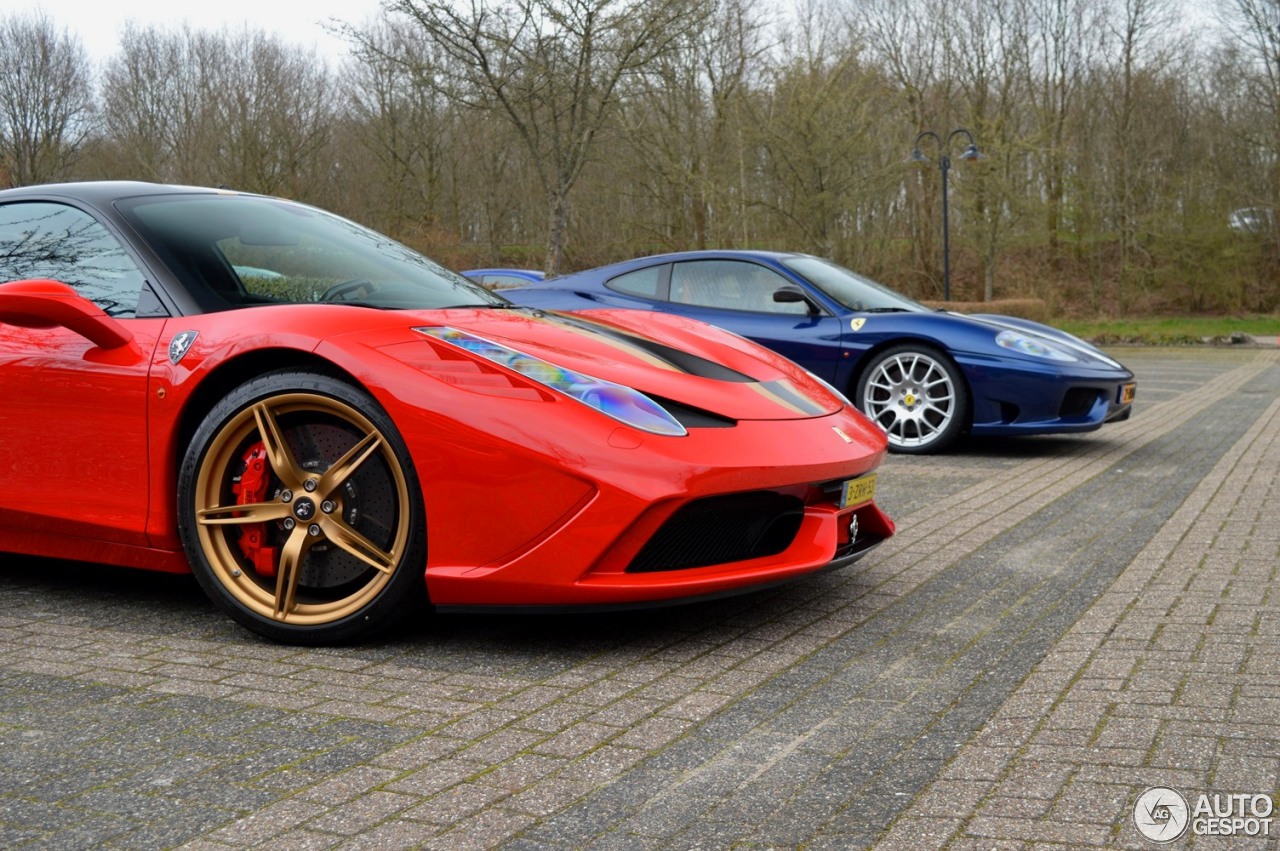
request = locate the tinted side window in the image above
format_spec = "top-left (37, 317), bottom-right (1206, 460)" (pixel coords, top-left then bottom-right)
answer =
top-left (670, 260), bottom-right (809, 314)
top-left (607, 266), bottom-right (663, 298)
top-left (474, 273), bottom-right (535, 289)
top-left (0, 202), bottom-right (147, 318)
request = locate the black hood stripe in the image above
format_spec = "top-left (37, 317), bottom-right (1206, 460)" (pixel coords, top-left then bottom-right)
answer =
top-left (535, 311), bottom-right (756, 383)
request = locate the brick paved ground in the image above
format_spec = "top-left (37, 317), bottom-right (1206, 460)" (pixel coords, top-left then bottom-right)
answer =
top-left (0, 347), bottom-right (1276, 849)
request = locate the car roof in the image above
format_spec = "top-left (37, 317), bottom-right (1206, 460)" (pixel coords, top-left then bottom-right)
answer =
top-left (624, 249), bottom-right (805, 264)
top-left (0, 181), bottom-right (242, 205)
top-left (563, 248), bottom-right (812, 280)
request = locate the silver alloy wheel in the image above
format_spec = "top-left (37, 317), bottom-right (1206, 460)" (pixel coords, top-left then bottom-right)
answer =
top-left (861, 349), bottom-right (959, 450)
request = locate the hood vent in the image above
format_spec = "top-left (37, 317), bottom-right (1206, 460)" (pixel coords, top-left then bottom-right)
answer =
top-left (548, 313), bottom-right (755, 382)
top-left (651, 396), bottom-right (737, 429)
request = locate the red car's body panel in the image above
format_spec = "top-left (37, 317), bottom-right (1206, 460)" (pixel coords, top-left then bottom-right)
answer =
top-left (0, 182), bottom-right (893, 630)
top-left (0, 320), bottom-right (160, 546)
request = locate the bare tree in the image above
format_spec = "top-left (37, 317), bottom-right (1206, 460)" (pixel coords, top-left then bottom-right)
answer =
top-left (857, 0), bottom-right (958, 291)
top-left (1023, 0), bottom-right (1103, 271)
top-left (99, 25), bottom-right (334, 198)
top-left (1213, 0), bottom-right (1280, 309)
top-left (211, 31), bottom-right (335, 196)
top-left (0, 11), bottom-right (95, 187)
top-left (369, 0), bottom-right (713, 274)
top-left (1222, 0), bottom-right (1280, 214)
top-left (341, 21), bottom-right (477, 242)
top-left (1094, 0), bottom-right (1183, 312)
top-left (99, 24), bottom-right (214, 184)
top-left (747, 3), bottom-right (898, 262)
top-left (601, 0), bottom-right (770, 253)
top-left (7, 0), bottom-right (1265, 312)
top-left (946, 0), bottom-right (1033, 301)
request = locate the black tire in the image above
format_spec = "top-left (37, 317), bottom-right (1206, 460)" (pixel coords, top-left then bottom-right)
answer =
top-left (177, 370), bottom-right (427, 644)
top-left (855, 344), bottom-right (970, 454)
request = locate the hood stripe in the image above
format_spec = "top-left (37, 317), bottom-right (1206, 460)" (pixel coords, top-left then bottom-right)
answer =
top-left (530, 311), bottom-right (755, 382)
top-left (530, 312), bottom-right (679, 371)
top-left (747, 379), bottom-right (829, 416)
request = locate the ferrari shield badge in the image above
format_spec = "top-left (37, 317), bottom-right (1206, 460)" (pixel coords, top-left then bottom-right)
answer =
top-left (169, 330), bottom-right (198, 364)
top-left (850, 318), bottom-right (866, 331)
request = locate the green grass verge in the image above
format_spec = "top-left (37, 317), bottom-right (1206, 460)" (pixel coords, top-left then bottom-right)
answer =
top-left (1055, 316), bottom-right (1280, 345)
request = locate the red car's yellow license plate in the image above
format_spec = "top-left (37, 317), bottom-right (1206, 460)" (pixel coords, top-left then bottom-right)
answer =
top-left (841, 474), bottom-right (877, 508)
top-left (1120, 382), bottom-right (1136, 404)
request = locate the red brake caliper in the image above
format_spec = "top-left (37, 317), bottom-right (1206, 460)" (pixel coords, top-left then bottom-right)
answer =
top-left (232, 442), bottom-right (279, 578)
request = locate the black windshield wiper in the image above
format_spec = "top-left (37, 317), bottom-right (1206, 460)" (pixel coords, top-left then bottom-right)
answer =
top-left (437, 302), bottom-right (528, 310)
top-left (314, 300), bottom-right (391, 310)
top-left (860, 307), bottom-right (912, 313)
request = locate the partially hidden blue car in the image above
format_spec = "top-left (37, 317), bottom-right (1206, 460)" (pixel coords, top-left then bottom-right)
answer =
top-left (462, 268), bottom-right (546, 289)
top-left (502, 250), bottom-right (1135, 454)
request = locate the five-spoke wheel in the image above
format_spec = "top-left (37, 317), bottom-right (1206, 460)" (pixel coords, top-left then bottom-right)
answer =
top-left (178, 371), bottom-right (426, 643)
top-left (856, 345), bottom-right (969, 454)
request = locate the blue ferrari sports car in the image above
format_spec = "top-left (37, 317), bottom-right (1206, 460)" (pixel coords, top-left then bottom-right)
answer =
top-left (502, 250), bottom-right (1135, 453)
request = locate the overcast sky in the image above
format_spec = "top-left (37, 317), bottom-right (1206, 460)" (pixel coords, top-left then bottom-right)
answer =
top-left (20, 0), bottom-right (1231, 68)
top-left (23, 0), bottom-right (386, 64)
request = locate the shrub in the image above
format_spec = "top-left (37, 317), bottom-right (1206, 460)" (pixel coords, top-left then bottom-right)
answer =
top-left (920, 298), bottom-right (1050, 323)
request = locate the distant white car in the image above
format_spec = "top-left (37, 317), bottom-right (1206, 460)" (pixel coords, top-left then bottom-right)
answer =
top-left (1229, 207), bottom-right (1273, 232)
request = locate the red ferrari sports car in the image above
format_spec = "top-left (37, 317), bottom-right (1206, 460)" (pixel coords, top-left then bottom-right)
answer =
top-left (0, 182), bottom-right (893, 643)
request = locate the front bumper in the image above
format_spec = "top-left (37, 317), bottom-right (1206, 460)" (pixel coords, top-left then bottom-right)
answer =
top-left (959, 355), bottom-right (1135, 437)
top-left (421, 410), bottom-right (894, 607)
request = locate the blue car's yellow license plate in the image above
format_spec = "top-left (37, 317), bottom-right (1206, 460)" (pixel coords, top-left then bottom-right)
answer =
top-left (1120, 382), bottom-right (1136, 404)
top-left (841, 474), bottom-right (877, 508)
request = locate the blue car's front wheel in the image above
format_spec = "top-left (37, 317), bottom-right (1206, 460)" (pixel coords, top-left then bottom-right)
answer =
top-left (856, 344), bottom-right (969, 454)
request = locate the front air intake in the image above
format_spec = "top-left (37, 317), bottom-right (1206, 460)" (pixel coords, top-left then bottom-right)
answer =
top-left (1059, 388), bottom-right (1102, 417)
top-left (627, 492), bottom-right (805, 572)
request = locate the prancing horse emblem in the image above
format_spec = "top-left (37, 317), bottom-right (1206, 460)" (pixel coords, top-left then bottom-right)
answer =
top-left (169, 330), bottom-right (198, 364)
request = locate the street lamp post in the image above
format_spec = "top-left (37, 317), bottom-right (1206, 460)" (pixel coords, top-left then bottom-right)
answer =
top-left (911, 128), bottom-right (983, 302)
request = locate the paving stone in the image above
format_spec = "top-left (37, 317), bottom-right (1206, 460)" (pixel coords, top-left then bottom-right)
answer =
top-left (0, 349), bottom-right (1276, 849)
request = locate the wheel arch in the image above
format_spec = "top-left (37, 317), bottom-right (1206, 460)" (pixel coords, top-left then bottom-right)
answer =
top-left (848, 336), bottom-right (974, 427)
top-left (173, 348), bottom-right (363, 474)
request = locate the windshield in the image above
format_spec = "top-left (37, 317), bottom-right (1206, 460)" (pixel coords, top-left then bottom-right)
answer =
top-left (781, 255), bottom-right (925, 313)
top-left (117, 193), bottom-right (506, 312)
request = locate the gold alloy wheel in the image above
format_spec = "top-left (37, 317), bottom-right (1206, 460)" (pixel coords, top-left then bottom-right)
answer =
top-left (192, 392), bottom-right (412, 626)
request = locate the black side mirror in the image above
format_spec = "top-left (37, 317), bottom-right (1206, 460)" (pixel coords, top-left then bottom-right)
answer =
top-left (773, 286), bottom-right (819, 315)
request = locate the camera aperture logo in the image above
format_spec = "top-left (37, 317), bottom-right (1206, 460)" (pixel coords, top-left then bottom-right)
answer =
top-left (1134, 787), bottom-right (1275, 842)
top-left (1135, 787), bottom-right (1189, 842)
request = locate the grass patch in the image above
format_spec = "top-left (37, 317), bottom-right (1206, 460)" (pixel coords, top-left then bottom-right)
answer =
top-left (1054, 316), bottom-right (1280, 345)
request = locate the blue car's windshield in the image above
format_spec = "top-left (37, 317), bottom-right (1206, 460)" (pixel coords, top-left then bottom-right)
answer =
top-left (782, 256), bottom-right (925, 313)
top-left (117, 193), bottom-right (507, 313)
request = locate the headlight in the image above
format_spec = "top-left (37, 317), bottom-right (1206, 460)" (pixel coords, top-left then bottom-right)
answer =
top-left (415, 326), bottom-right (687, 436)
top-left (995, 330), bottom-right (1078, 362)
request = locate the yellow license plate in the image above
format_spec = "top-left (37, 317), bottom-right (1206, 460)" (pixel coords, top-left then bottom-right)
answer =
top-left (1120, 382), bottom-right (1136, 404)
top-left (841, 474), bottom-right (877, 508)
